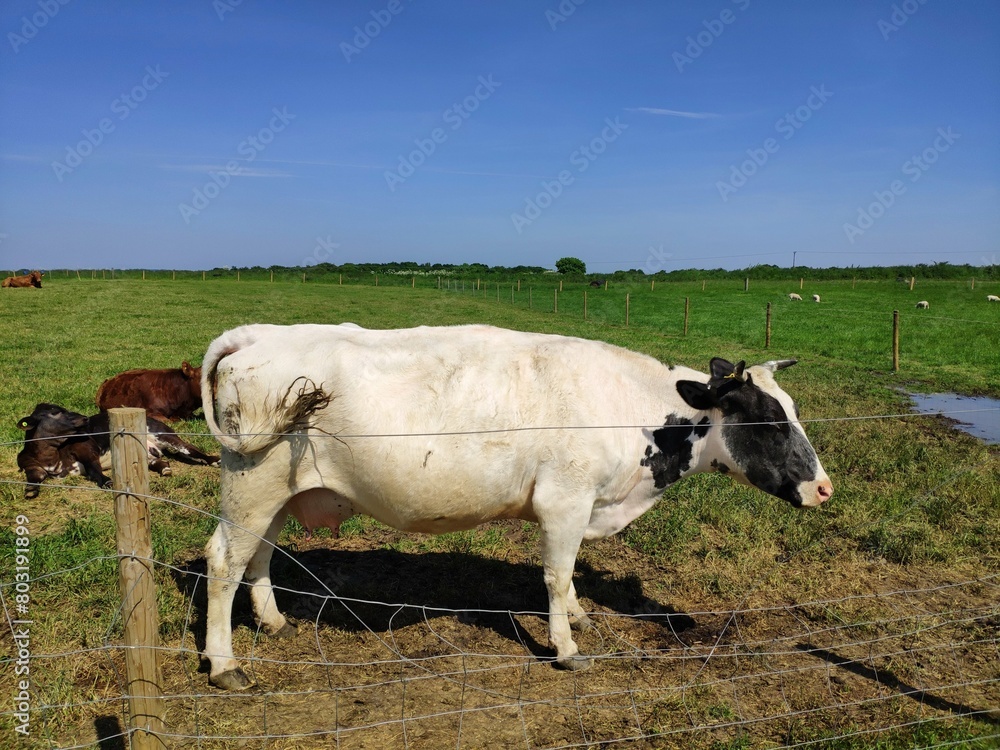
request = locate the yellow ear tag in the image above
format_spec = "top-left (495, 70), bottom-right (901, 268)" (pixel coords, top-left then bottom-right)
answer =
top-left (723, 372), bottom-right (739, 380)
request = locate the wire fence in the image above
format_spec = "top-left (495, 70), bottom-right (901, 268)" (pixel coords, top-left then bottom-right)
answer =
top-left (1, 403), bottom-right (998, 749)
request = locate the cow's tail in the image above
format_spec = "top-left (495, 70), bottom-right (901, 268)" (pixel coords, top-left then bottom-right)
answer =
top-left (202, 325), bottom-right (333, 455)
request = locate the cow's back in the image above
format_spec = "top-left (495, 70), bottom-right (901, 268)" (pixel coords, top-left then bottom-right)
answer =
top-left (96, 367), bottom-right (199, 419)
top-left (205, 324), bottom-right (683, 530)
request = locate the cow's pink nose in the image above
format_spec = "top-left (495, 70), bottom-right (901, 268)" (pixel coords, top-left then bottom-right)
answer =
top-left (817, 482), bottom-right (833, 503)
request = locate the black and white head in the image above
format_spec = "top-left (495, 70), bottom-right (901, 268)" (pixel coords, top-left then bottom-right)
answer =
top-left (677, 358), bottom-right (833, 508)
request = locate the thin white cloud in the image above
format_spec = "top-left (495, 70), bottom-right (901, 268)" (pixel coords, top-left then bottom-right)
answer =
top-left (627, 107), bottom-right (720, 119)
top-left (0, 153), bottom-right (47, 162)
top-left (157, 163), bottom-right (292, 177)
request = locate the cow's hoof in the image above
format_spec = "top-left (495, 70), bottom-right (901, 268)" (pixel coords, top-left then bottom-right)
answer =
top-left (209, 668), bottom-right (254, 691)
top-left (556, 654), bottom-right (594, 671)
top-left (161, 467), bottom-right (172, 476)
top-left (570, 615), bottom-right (596, 632)
top-left (24, 489), bottom-right (39, 499)
top-left (270, 622), bottom-right (298, 639)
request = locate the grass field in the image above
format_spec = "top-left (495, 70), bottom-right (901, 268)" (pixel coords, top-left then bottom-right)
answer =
top-left (1, 276), bottom-right (997, 749)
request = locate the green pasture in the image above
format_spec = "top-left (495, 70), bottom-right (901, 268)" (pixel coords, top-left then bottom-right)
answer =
top-left (0, 276), bottom-right (997, 748)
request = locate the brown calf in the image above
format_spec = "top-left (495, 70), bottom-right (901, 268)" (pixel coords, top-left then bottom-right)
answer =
top-left (2, 270), bottom-right (43, 288)
top-left (96, 362), bottom-right (203, 420)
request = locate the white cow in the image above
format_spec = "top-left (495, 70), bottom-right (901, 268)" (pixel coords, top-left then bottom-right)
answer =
top-left (788, 293), bottom-right (802, 301)
top-left (812, 294), bottom-right (821, 303)
top-left (915, 300), bottom-right (929, 309)
top-left (201, 323), bottom-right (833, 689)
top-left (987, 295), bottom-right (999, 303)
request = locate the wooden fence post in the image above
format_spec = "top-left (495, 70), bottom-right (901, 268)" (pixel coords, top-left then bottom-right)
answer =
top-left (517, 279), bottom-right (521, 292)
top-left (799, 278), bottom-right (803, 290)
top-left (744, 277), bottom-right (749, 292)
top-left (302, 273), bottom-right (306, 283)
top-left (765, 302), bottom-right (772, 349)
top-left (892, 310), bottom-right (900, 372)
top-left (202, 271), bottom-right (205, 281)
top-left (554, 288), bottom-right (558, 313)
top-left (110, 408), bottom-right (165, 750)
top-left (909, 277), bottom-right (915, 291)
top-left (684, 297), bottom-right (690, 336)
top-left (971, 278), bottom-right (975, 290)
top-left (270, 270), bottom-right (273, 282)
top-left (701, 280), bottom-right (705, 292)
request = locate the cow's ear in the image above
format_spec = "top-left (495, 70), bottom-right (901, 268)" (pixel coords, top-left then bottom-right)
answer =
top-left (677, 381), bottom-right (717, 411)
top-left (181, 361), bottom-right (193, 375)
top-left (709, 358), bottom-right (735, 379)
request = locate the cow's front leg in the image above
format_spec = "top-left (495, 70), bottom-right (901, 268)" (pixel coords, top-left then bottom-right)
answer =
top-left (81, 458), bottom-right (112, 490)
top-left (538, 506), bottom-right (593, 671)
top-left (22, 466), bottom-right (47, 499)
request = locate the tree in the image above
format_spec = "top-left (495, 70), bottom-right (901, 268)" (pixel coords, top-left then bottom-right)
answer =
top-left (555, 256), bottom-right (586, 275)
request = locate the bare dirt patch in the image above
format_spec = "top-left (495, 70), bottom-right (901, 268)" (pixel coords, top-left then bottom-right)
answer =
top-left (36, 522), bottom-right (998, 749)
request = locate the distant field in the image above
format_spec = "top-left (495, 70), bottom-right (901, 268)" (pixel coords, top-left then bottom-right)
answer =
top-left (0, 277), bottom-right (997, 748)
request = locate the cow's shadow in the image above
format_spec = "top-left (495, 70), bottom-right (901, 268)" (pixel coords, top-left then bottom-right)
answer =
top-left (172, 544), bottom-right (695, 663)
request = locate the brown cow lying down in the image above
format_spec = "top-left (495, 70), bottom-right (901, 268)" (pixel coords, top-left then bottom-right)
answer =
top-left (2, 270), bottom-right (43, 288)
top-left (16, 403), bottom-right (219, 498)
top-left (96, 362), bottom-right (202, 420)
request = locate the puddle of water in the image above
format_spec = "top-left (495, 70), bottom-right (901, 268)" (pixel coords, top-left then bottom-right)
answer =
top-left (904, 391), bottom-right (1000, 445)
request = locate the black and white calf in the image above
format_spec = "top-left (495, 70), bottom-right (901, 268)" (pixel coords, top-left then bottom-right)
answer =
top-left (200, 323), bottom-right (833, 689)
top-left (16, 403), bottom-right (219, 498)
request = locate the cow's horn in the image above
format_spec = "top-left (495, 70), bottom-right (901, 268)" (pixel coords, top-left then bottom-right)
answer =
top-left (761, 359), bottom-right (798, 373)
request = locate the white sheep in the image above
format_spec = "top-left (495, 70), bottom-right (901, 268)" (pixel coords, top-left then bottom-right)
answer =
top-left (987, 295), bottom-right (999, 303)
top-left (915, 300), bottom-right (929, 309)
top-left (788, 293), bottom-right (802, 301)
top-left (812, 294), bottom-right (821, 303)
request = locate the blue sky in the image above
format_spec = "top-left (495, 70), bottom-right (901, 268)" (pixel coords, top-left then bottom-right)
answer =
top-left (1, 0), bottom-right (998, 272)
